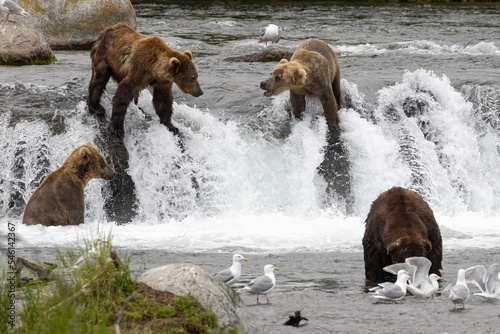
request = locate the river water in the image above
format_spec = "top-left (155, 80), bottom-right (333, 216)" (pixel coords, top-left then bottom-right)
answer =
top-left (1, 1), bottom-right (500, 333)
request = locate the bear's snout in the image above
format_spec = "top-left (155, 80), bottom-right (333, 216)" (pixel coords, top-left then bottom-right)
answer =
top-left (190, 82), bottom-right (203, 97)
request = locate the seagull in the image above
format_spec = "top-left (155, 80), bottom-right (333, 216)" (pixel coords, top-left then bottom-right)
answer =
top-left (465, 263), bottom-right (500, 300)
top-left (370, 270), bottom-right (411, 302)
top-left (73, 240), bottom-right (110, 268)
top-left (384, 257), bottom-right (443, 298)
top-left (214, 253), bottom-right (248, 285)
top-left (284, 310), bottom-right (308, 327)
top-left (258, 24), bottom-right (280, 47)
top-left (0, 0), bottom-right (28, 22)
top-left (241, 264), bottom-right (279, 304)
top-left (448, 269), bottom-right (470, 310)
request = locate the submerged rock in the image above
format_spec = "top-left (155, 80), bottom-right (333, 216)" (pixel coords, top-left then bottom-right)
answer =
top-left (138, 263), bottom-right (251, 332)
top-left (224, 49), bottom-right (293, 62)
top-left (0, 22), bottom-right (56, 65)
top-left (16, 0), bottom-right (136, 50)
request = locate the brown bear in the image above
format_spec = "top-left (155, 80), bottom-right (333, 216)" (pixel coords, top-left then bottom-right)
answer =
top-left (22, 142), bottom-right (116, 226)
top-left (260, 39), bottom-right (341, 137)
top-left (362, 187), bottom-right (443, 282)
top-left (87, 23), bottom-right (203, 138)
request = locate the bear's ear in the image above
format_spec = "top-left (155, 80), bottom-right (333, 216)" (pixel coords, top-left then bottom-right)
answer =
top-left (79, 147), bottom-right (91, 159)
top-left (279, 59), bottom-right (288, 64)
top-left (184, 50), bottom-right (192, 60)
top-left (170, 57), bottom-right (181, 73)
top-left (293, 68), bottom-right (307, 85)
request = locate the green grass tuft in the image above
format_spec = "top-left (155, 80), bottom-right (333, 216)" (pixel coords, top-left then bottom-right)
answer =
top-left (1, 236), bottom-right (234, 334)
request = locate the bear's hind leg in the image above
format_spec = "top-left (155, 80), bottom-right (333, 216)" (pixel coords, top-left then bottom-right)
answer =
top-left (153, 85), bottom-right (178, 135)
top-left (88, 62), bottom-right (111, 116)
top-left (109, 78), bottom-right (138, 138)
top-left (320, 92), bottom-right (340, 138)
top-left (332, 73), bottom-right (341, 110)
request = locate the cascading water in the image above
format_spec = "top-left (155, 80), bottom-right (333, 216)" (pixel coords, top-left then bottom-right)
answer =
top-left (1, 68), bottom-right (499, 252)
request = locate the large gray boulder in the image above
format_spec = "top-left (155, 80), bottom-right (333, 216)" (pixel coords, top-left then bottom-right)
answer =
top-left (138, 263), bottom-right (252, 332)
top-left (17, 0), bottom-right (136, 50)
top-left (0, 22), bottom-right (56, 65)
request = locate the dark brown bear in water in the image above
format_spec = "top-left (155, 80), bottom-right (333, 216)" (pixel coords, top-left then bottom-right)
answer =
top-left (22, 142), bottom-right (116, 226)
top-left (260, 39), bottom-right (341, 137)
top-left (362, 187), bottom-right (443, 282)
top-left (88, 23), bottom-right (203, 138)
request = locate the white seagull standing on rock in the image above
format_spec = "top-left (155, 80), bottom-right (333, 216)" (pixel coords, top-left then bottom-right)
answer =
top-left (214, 253), bottom-right (248, 285)
top-left (0, 0), bottom-right (28, 22)
top-left (241, 264), bottom-right (279, 304)
top-left (258, 24), bottom-right (280, 47)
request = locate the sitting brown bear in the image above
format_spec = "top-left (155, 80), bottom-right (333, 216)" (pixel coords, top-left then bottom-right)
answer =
top-left (23, 142), bottom-right (116, 226)
top-left (88, 23), bottom-right (203, 138)
top-left (260, 39), bottom-right (341, 137)
top-left (362, 187), bottom-right (443, 282)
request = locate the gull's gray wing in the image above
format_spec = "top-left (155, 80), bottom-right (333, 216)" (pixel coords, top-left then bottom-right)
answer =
top-left (214, 269), bottom-right (234, 283)
top-left (484, 264), bottom-right (500, 295)
top-left (465, 265), bottom-right (486, 292)
top-left (247, 275), bottom-right (273, 293)
top-left (384, 263), bottom-right (416, 284)
top-left (4, 1), bottom-right (24, 14)
top-left (375, 284), bottom-right (405, 300)
top-left (449, 284), bottom-right (469, 302)
top-left (406, 257), bottom-right (432, 289)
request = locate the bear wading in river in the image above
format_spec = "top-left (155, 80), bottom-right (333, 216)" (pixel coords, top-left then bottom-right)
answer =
top-left (362, 187), bottom-right (443, 282)
top-left (22, 142), bottom-right (116, 226)
top-left (88, 23), bottom-right (203, 138)
top-left (260, 39), bottom-right (341, 138)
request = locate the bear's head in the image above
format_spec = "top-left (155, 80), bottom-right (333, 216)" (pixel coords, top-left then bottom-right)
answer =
top-left (386, 236), bottom-right (433, 265)
top-left (157, 50), bottom-right (203, 97)
top-left (260, 59), bottom-right (307, 97)
top-left (66, 142), bottom-right (116, 187)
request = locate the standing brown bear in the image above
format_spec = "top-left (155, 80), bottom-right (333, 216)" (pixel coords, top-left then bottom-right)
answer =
top-left (88, 23), bottom-right (203, 138)
top-left (23, 142), bottom-right (116, 226)
top-left (362, 187), bottom-right (443, 282)
top-left (260, 39), bottom-right (341, 137)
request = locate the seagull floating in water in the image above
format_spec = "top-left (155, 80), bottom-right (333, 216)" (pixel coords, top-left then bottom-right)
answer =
top-left (241, 264), bottom-right (279, 304)
top-left (448, 268), bottom-right (470, 310)
top-left (465, 263), bottom-right (500, 300)
top-left (384, 257), bottom-right (443, 298)
top-left (258, 24), bottom-right (280, 47)
top-left (370, 270), bottom-right (411, 302)
top-left (0, 0), bottom-right (28, 22)
top-left (214, 253), bottom-right (248, 285)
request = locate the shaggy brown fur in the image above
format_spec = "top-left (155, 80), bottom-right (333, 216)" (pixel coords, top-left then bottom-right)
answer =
top-left (260, 39), bottom-right (341, 137)
top-left (23, 142), bottom-right (116, 226)
top-left (88, 23), bottom-right (203, 138)
top-left (362, 187), bottom-right (443, 282)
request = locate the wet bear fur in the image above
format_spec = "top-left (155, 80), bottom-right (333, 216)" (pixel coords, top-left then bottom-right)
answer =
top-left (88, 23), bottom-right (203, 138)
top-left (260, 39), bottom-right (341, 137)
top-left (362, 187), bottom-right (443, 282)
top-left (23, 142), bottom-right (116, 226)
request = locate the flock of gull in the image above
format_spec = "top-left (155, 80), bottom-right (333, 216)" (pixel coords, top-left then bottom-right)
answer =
top-left (214, 254), bottom-right (500, 314)
top-left (369, 256), bottom-right (500, 310)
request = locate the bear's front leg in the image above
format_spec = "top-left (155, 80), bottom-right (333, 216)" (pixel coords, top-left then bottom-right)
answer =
top-left (153, 84), bottom-right (179, 135)
top-left (109, 79), bottom-right (136, 138)
top-left (290, 91), bottom-right (306, 120)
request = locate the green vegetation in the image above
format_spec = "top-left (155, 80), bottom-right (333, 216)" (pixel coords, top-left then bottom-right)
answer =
top-left (1, 236), bottom-right (232, 334)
